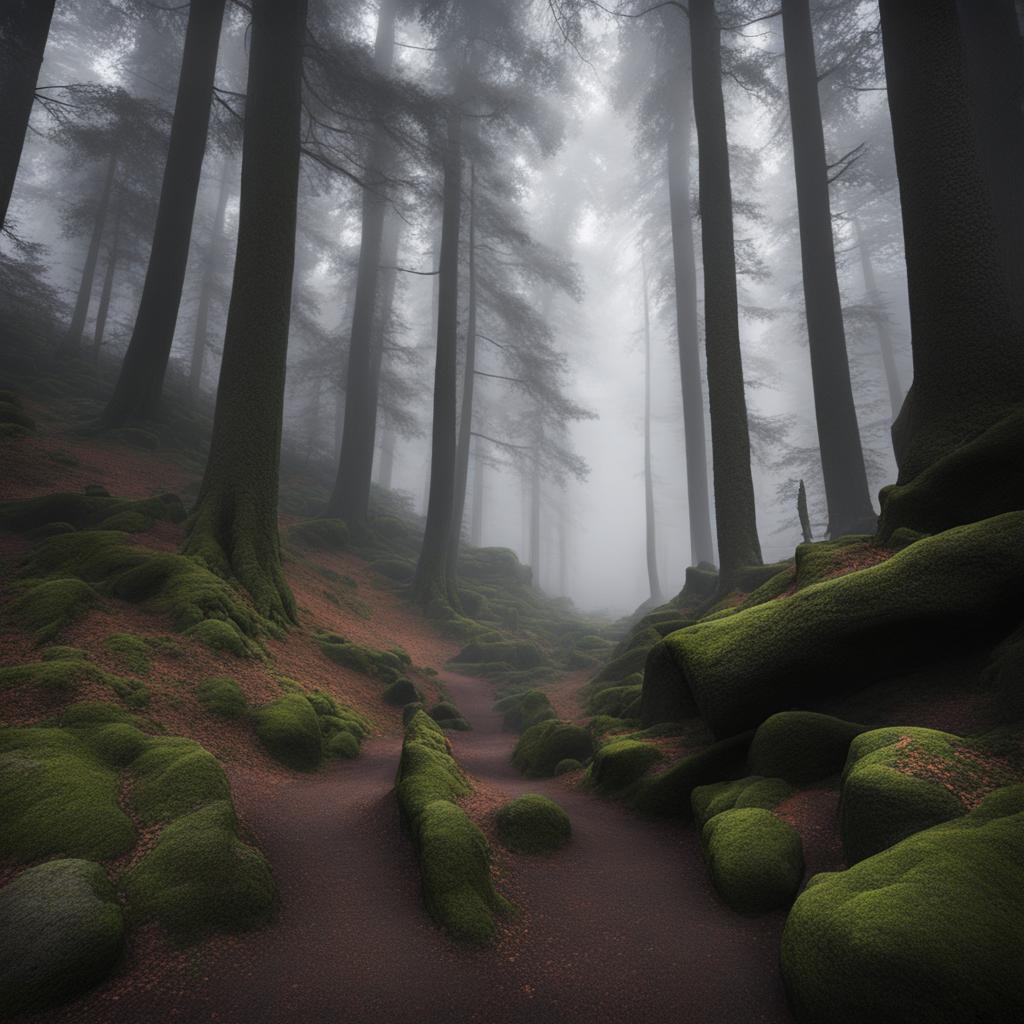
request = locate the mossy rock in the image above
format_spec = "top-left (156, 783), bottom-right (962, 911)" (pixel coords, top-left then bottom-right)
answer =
top-left (512, 720), bottom-right (594, 778)
top-left (123, 800), bottom-right (274, 940)
top-left (554, 758), bottom-right (583, 775)
top-left (186, 617), bottom-right (249, 657)
top-left (0, 726), bottom-right (135, 862)
top-left (132, 736), bottom-right (231, 824)
top-left (589, 643), bottom-right (650, 691)
top-left (748, 711), bottom-right (867, 785)
top-left (288, 517), bottom-right (349, 551)
top-left (495, 794), bottom-right (571, 854)
top-left (325, 730), bottom-right (360, 759)
top-left (587, 739), bottom-right (663, 794)
top-left (0, 859), bottom-right (124, 1015)
top-left (493, 688), bottom-right (555, 732)
top-left (402, 702), bottom-right (426, 726)
top-left (252, 694), bottom-right (323, 771)
top-left (782, 785), bottom-right (1024, 1024)
top-left (428, 702), bottom-right (470, 731)
top-left (76, 722), bottom-right (148, 767)
top-left (196, 676), bottom-right (247, 718)
top-left (317, 633), bottom-right (406, 683)
top-left (586, 683), bottom-right (642, 719)
top-left (4, 578), bottom-right (97, 644)
top-left (0, 657), bottom-right (105, 700)
top-left (702, 808), bottom-right (804, 914)
top-left (630, 730), bottom-right (754, 818)
top-left (691, 775), bottom-right (793, 828)
top-left (382, 678), bottom-right (421, 706)
top-left (102, 633), bottom-right (151, 675)
top-left (641, 513), bottom-right (1024, 736)
top-left (450, 639), bottom-right (545, 671)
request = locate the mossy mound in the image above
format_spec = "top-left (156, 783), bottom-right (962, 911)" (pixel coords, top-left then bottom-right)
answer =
top-left (309, 691), bottom-right (370, 759)
top-left (692, 775), bottom-right (793, 828)
top-left (252, 694), bottom-right (323, 771)
top-left (428, 701), bottom-right (470, 731)
top-left (748, 712), bottom-right (867, 784)
top-left (4, 578), bottom-right (97, 644)
top-left (102, 633), bottom-right (151, 675)
top-left (0, 859), bottom-right (124, 1016)
top-left (450, 639), bottom-right (546, 674)
top-left (588, 644), bottom-right (650, 693)
top-left (317, 632), bottom-right (408, 683)
top-left (554, 758), bottom-right (583, 775)
top-left (396, 713), bottom-right (508, 944)
top-left (630, 731), bottom-right (754, 818)
top-left (196, 676), bottom-right (248, 718)
top-left (792, 536), bottom-right (876, 591)
top-left (586, 683), bottom-right (642, 719)
top-left (782, 785), bottom-right (1024, 1024)
top-left (288, 517), bottom-right (349, 551)
top-left (132, 736), bottom-right (232, 824)
top-left (186, 617), bottom-right (250, 657)
top-left (76, 722), bottom-right (148, 767)
top-left (493, 688), bottom-right (555, 732)
top-left (587, 739), bottom-right (663, 794)
top-left (123, 800), bottom-right (274, 940)
top-left (382, 678), bottom-right (421, 706)
top-left (0, 490), bottom-right (184, 534)
top-left (837, 726), bottom-right (1022, 864)
top-left (0, 726), bottom-right (135, 862)
top-left (642, 513), bottom-right (1024, 736)
top-left (512, 720), bottom-right (594, 778)
top-left (702, 808), bottom-right (804, 914)
top-left (495, 794), bottom-right (571, 854)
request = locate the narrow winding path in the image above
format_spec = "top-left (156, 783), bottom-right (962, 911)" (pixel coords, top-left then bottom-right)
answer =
top-left (59, 673), bottom-right (793, 1024)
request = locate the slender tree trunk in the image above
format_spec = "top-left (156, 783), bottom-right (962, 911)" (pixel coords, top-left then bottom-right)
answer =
top-left (664, 14), bottom-right (715, 568)
top-left (640, 250), bottom-right (664, 605)
top-left (853, 216), bottom-right (903, 421)
top-left (469, 439), bottom-right (484, 547)
top-left (688, 0), bottom-right (762, 584)
top-left (183, 0), bottom-right (308, 627)
top-left (188, 154), bottom-right (235, 405)
top-left (62, 148), bottom-right (118, 354)
top-left (412, 109), bottom-right (463, 610)
top-left (367, 207), bottom-right (401, 481)
top-left (878, 0), bottom-right (1024, 483)
top-left (782, 0), bottom-right (876, 537)
top-left (0, 1), bottom-right (56, 232)
top-left (326, 0), bottom-right (398, 526)
top-left (103, 0), bottom-right (227, 425)
top-left (529, 443), bottom-right (542, 589)
top-left (558, 499), bottom-right (568, 598)
top-left (377, 430), bottom-right (395, 490)
top-left (92, 188), bottom-right (124, 363)
top-left (447, 162), bottom-right (478, 575)
top-left (332, 274), bottom-right (358, 460)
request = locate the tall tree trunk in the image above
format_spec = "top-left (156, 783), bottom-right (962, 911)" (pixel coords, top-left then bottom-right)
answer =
top-left (529, 442), bottom-right (542, 589)
top-left (412, 109), bottom-right (463, 610)
top-left (688, 0), bottom-right (762, 584)
top-left (368, 207), bottom-right (401, 478)
top-left (183, 0), bottom-right (307, 627)
top-left (782, 0), bottom-right (876, 537)
top-left (0, 1), bottom-right (55, 232)
top-left (62, 148), bottom-right (118, 354)
top-left (664, 13), bottom-right (715, 568)
top-left (188, 155), bottom-right (235, 405)
top-left (92, 188), bottom-right (124, 363)
top-left (469, 439), bottom-right (484, 547)
top-left (641, 249), bottom-right (664, 605)
top-left (102, 0), bottom-right (226, 425)
top-left (853, 216), bottom-right (903, 421)
top-left (326, 0), bottom-right (398, 526)
top-left (878, 0), bottom-right (1024, 483)
top-left (447, 162), bottom-right (478, 575)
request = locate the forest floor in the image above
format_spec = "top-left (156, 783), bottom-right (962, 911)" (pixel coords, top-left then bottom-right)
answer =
top-left (1, 395), bottom-right (794, 1024)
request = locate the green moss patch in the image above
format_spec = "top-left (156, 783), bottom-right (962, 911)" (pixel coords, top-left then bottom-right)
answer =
top-left (196, 676), bottom-right (248, 718)
top-left (692, 775), bottom-right (793, 828)
top-left (554, 758), bottom-right (583, 775)
top-left (495, 794), bottom-right (571, 854)
top-left (587, 739), bottom-right (663, 794)
top-left (493, 689), bottom-right (555, 732)
top-left (4, 578), bottom-right (97, 644)
top-left (132, 737), bottom-right (231, 824)
top-left (317, 632), bottom-right (408, 683)
top-left (382, 678), bottom-right (421, 706)
top-left (450, 640), bottom-right (545, 673)
top-left (512, 720), bottom-right (594, 778)
top-left (186, 618), bottom-right (250, 657)
top-left (102, 633), bottom-right (152, 675)
top-left (252, 694), bottom-right (323, 771)
top-left (702, 808), bottom-right (804, 914)
top-left (428, 701), bottom-right (470, 731)
top-left (0, 859), bottom-right (124, 1016)
top-left (782, 785), bottom-right (1024, 1024)
top-left (0, 727), bottom-right (135, 862)
top-left (586, 683), bottom-right (642, 719)
top-left (123, 800), bottom-right (274, 941)
top-left (749, 712), bottom-right (867, 785)
top-left (642, 513), bottom-right (1024, 735)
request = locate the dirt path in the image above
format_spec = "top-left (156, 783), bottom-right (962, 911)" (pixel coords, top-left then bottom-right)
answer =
top-left (55, 673), bottom-right (793, 1024)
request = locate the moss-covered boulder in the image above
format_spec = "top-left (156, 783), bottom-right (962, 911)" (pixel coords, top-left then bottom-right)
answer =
top-left (512, 720), bottom-right (594, 778)
top-left (748, 711), bottom-right (867, 784)
top-left (0, 859), bottom-right (124, 1015)
top-left (317, 633), bottom-right (408, 683)
top-left (428, 701), bottom-right (470, 731)
top-left (132, 736), bottom-right (231, 823)
top-left (450, 639), bottom-right (545, 671)
top-left (692, 775), bottom-right (793, 828)
top-left (782, 785), bottom-right (1024, 1024)
top-left (382, 678), bottom-right (421, 706)
top-left (702, 808), bottom-right (804, 914)
top-left (197, 676), bottom-right (248, 718)
top-left (123, 800), bottom-right (274, 940)
top-left (4, 578), bottom-right (97, 644)
top-left (495, 794), bottom-right (571, 854)
top-left (587, 739), bottom-right (663, 794)
top-left (586, 683), bottom-right (642, 719)
top-left (493, 688), bottom-right (555, 732)
top-left (642, 513), bottom-right (1024, 735)
top-left (252, 694), bottom-right (323, 771)
top-left (186, 617), bottom-right (249, 656)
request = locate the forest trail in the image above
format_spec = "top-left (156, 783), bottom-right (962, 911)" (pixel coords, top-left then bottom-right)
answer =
top-left (54, 671), bottom-right (793, 1024)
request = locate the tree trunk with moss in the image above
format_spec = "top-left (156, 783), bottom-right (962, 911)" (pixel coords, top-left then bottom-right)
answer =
top-left (102, 0), bottom-right (227, 425)
top-left (878, 0), bottom-right (1024, 487)
top-left (326, 0), bottom-right (398, 527)
top-left (183, 0), bottom-right (307, 627)
top-left (782, 0), bottom-right (876, 538)
top-left (641, 249), bottom-right (664, 606)
top-left (688, 0), bottom-right (762, 584)
top-left (91, 187), bottom-right (123, 362)
top-left (412, 109), bottom-right (462, 611)
top-left (0, 0), bottom-right (55, 231)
